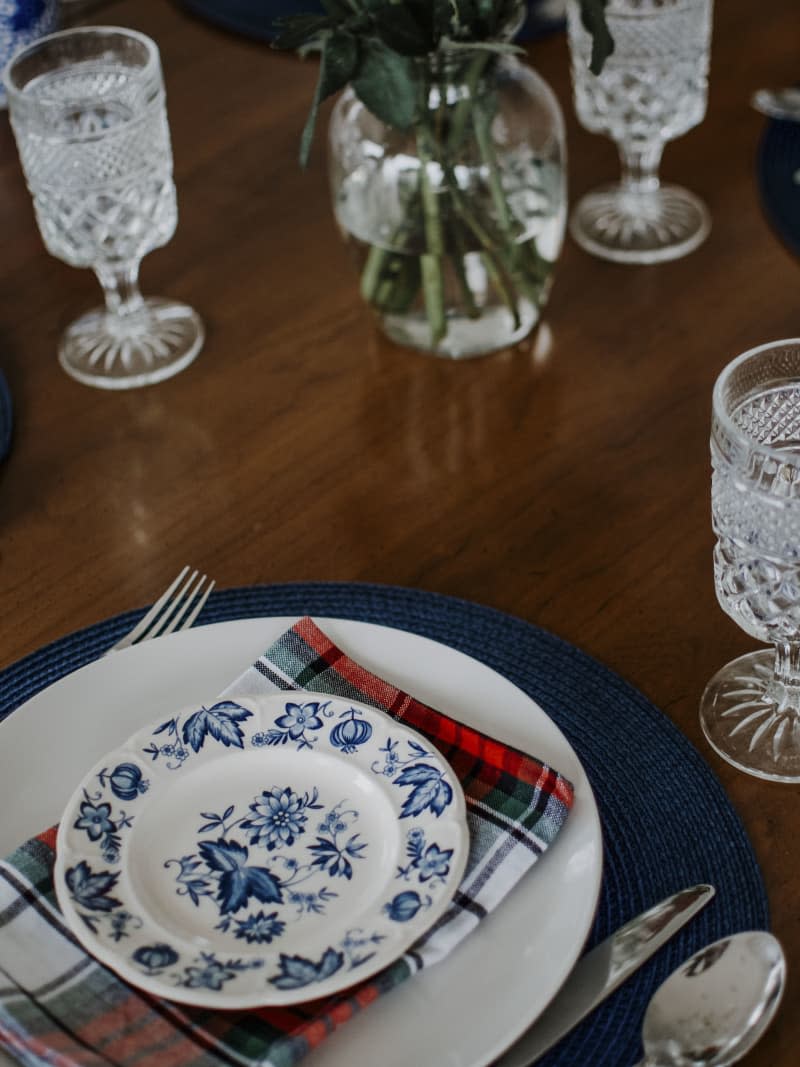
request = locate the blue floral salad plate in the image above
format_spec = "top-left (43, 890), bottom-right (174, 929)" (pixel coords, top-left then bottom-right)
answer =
top-left (54, 692), bottom-right (469, 1008)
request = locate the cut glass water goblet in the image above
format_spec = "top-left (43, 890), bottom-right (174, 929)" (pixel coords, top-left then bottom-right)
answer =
top-left (3, 27), bottom-right (203, 389)
top-left (565, 0), bottom-right (713, 264)
top-left (701, 339), bottom-right (800, 782)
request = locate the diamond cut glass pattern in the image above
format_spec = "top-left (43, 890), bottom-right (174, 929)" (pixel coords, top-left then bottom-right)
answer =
top-left (565, 0), bottom-right (713, 263)
top-left (701, 341), bottom-right (800, 782)
top-left (4, 29), bottom-right (203, 388)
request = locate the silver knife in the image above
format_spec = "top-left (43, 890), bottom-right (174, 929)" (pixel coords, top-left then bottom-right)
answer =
top-left (494, 883), bottom-right (716, 1067)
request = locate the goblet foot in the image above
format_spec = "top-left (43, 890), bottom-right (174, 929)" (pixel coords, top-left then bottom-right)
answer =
top-left (570, 183), bottom-right (710, 264)
top-left (58, 297), bottom-right (204, 390)
top-left (700, 650), bottom-right (800, 782)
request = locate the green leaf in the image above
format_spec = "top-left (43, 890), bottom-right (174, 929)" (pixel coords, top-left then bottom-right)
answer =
top-left (320, 0), bottom-right (353, 16)
top-left (299, 29), bottom-right (360, 168)
top-left (372, 5), bottom-right (435, 56)
top-left (352, 40), bottom-right (421, 130)
top-left (271, 13), bottom-right (334, 51)
top-left (579, 0), bottom-right (614, 75)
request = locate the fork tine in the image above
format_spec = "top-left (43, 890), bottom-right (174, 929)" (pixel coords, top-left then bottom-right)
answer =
top-left (114, 565), bottom-right (190, 650)
top-left (177, 578), bottom-right (215, 631)
top-left (144, 568), bottom-right (201, 640)
top-left (150, 572), bottom-right (214, 639)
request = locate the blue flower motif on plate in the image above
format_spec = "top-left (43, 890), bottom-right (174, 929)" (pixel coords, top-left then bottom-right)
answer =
top-left (55, 692), bottom-right (468, 1008)
top-left (174, 952), bottom-right (263, 991)
top-left (71, 780), bottom-right (135, 862)
top-left (165, 788), bottom-right (368, 933)
top-left (233, 910), bottom-right (286, 944)
top-left (253, 699), bottom-right (334, 750)
top-left (240, 785), bottom-right (321, 850)
top-left (397, 828), bottom-right (454, 887)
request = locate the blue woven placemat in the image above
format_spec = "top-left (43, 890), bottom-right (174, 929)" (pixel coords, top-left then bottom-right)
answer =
top-left (0, 369), bottom-right (12, 464)
top-left (0, 581), bottom-right (768, 1067)
top-left (178, 0), bottom-right (565, 42)
top-left (757, 117), bottom-right (800, 259)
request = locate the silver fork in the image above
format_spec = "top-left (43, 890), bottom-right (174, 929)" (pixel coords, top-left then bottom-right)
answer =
top-left (107, 566), bottom-right (215, 653)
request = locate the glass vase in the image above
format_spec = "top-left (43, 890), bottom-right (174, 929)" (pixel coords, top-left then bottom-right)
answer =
top-left (328, 51), bottom-right (566, 360)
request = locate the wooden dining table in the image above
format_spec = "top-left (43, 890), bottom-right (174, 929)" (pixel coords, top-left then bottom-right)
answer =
top-left (0, 0), bottom-right (798, 1063)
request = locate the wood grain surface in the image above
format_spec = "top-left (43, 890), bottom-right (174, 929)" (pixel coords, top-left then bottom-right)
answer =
top-left (1, 2), bottom-right (798, 1063)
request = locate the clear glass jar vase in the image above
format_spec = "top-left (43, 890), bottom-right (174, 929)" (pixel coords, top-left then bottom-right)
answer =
top-left (328, 50), bottom-right (567, 360)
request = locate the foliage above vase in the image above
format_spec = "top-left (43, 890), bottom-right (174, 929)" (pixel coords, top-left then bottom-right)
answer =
top-left (274, 1), bottom-right (613, 358)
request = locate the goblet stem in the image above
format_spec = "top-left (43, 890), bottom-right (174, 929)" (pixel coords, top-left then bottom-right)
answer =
top-left (618, 142), bottom-right (664, 195)
top-left (770, 642), bottom-right (800, 711)
top-left (95, 263), bottom-right (145, 319)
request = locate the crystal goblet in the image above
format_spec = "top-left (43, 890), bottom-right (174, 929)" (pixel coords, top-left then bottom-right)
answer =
top-left (3, 27), bottom-right (203, 389)
top-left (565, 0), bottom-right (713, 264)
top-left (701, 339), bottom-right (800, 782)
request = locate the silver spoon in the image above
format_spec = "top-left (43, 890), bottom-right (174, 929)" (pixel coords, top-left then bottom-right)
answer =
top-left (751, 87), bottom-right (800, 122)
top-left (633, 931), bottom-right (785, 1067)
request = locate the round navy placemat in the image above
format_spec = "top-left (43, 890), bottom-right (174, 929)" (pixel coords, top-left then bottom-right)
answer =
top-left (178, 0), bottom-right (565, 43)
top-left (0, 369), bottom-right (12, 463)
top-left (757, 117), bottom-right (800, 259)
top-left (0, 581), bottom-right (768, 1067)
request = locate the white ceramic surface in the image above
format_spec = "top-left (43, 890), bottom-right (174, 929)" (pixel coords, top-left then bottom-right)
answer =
top-left (0, 616), bottom-right (603, 1067)
top-left (53, 693), bottom-right (469, 1007)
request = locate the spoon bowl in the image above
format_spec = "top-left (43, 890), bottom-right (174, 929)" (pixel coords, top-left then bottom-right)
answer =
top-left (751, 87), bottom-right (800, 122)
top-left (636, 931), bottom-right (785, 1066)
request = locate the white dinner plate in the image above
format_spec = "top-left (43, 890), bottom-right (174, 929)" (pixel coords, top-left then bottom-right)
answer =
top-left (54, 693), bottom-right (469, 1007)
top-left (0, 616), bottom-right (603, 1067)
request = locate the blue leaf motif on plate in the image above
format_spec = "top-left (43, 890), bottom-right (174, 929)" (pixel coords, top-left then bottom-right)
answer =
top-left (197, 838), bottom-right (283, 914)
top-left (269, 947), bottom-right (344, 990)
top-left (308, 834), bottom-right (367, 879)
top-left (181, 702), bottom-right (253, 753)
top-left (65, 861), bottom-right (122, 912)
top-left (392, 763), bottom-right (453, 818)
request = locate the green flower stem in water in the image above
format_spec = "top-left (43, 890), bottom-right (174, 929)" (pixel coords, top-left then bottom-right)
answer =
top-left (445, 220), bottom-right (481, 320)
top-left (354, 54), bottom-right (556, 348)
top-left (415, 118), bottom-right (447, 346)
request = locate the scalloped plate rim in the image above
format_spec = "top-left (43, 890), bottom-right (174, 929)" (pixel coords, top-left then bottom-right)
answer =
top-left (53, 691), bottom-right (469, 1008)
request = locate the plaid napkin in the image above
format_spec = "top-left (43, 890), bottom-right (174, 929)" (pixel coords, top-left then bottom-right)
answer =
top-left (0, 617), bottom-right (574, 1067)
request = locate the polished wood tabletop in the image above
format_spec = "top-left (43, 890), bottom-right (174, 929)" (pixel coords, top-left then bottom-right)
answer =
top-left (1, 0), bottom-right (798, 1062)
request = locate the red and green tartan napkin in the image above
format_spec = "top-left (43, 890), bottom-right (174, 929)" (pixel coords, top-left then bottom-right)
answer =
top-left (0, 617), bottom-right (574, 1067)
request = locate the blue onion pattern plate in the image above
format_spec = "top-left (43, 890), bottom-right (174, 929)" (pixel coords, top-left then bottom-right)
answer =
top-left (54, 692), bottom-right (468, 1008)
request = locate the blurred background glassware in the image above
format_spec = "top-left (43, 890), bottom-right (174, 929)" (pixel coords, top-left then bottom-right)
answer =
top-left (0, 0), bottom-right (58, 109)
top-left (701, 339), bottom-right (800, 783)
top-left (565, 0), bottom-right (713, 264)
top-left (3, 26), bottom-right (204, 389)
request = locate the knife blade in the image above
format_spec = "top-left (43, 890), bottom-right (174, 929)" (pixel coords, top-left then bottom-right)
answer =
top-left (493, 883), bottom-right (716, 1067)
